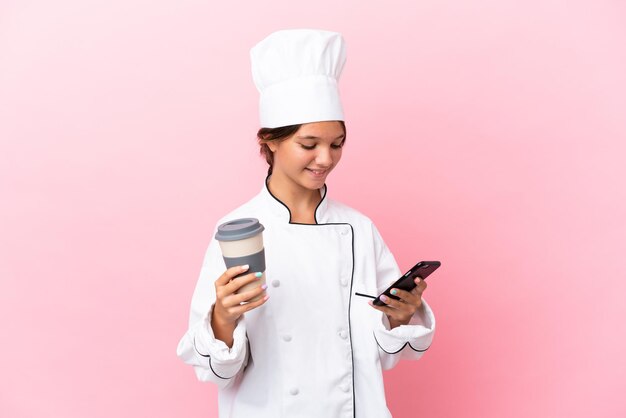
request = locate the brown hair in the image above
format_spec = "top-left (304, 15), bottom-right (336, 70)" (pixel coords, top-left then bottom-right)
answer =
top-left (257, 121), bottom-right (347, 175)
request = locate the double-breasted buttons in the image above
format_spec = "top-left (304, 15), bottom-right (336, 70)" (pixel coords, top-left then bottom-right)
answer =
top-left (339, 383), bottom-right (351, 393)
top-left (341, 229), bottom-right (349, 236)
top-left (339, 330), bottom-right (348, 340)
top-left (340, 278), bottom-right (348, 287)
top-left (289, 387), bottom-right (299, 396)
top-left (282, 334), bottom-right (292, 342)
top-left (271, 279), bottom-right (280, 287)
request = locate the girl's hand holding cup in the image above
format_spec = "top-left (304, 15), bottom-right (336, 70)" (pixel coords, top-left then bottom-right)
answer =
top-left (212, 264), bottom-right (269, 326)
top-left (211, 218), bottom-right (269, 347)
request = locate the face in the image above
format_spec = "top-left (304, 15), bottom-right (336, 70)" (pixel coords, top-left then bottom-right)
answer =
top-left (267, 121), bottom-right (345, 191)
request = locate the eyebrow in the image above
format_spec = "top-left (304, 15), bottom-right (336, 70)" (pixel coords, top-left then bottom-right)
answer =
top-left (297, 134), bottom-right (345, 141)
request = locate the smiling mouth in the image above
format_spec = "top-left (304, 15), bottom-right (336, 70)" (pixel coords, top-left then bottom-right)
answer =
top-left (306, 168), bottom-right (328, 175)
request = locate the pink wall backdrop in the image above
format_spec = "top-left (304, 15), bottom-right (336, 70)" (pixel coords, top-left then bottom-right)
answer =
top-left (1, 1), bottom-right (625, 417)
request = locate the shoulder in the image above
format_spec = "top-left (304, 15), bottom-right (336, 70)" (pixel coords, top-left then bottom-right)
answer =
top-left (213, 193), bottom-right (265, 228)
top-left (326, 198), bottom-right (376, 230)
top-left (326, 198), bottom-right (392, 244)
top-left (326, 199), bottom-right (391, 258)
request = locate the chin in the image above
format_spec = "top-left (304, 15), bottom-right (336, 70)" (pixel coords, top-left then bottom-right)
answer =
top-left (301, 172), bottom-right (330, 189)
top-left (300, 180), bottom-right (324, 190)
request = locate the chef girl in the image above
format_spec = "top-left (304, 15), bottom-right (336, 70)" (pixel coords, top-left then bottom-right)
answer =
top-left (177, 29), bottom-right (436, 418)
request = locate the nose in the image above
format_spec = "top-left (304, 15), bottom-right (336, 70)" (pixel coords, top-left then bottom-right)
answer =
top-left (315, 147), bottom-right (333, 167)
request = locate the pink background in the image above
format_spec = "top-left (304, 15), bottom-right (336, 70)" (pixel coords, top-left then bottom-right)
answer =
top-left (1, 1), bottom-right (625, 417)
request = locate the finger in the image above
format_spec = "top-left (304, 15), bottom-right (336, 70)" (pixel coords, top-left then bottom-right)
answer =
top-left (368, 300), bottom-right (412, 324)
top-left (376, 294), bottom-right (406, 310)
top-left (389, 288), bottom-right (419, 305)
top-left (368, 300), bottom-right (395, 316)
top-left (216, 265), bottom-right (250, 286)
top-left (381, 294), bottom-right (422, 318)
top-left (223, 271), bottom-right (263, 295)
top-left (413, 278), bottom-right (427, 294)
top-left (231, 293), bottom-right (270, 316)
top-left (224, 283), bottom-right (268, 307)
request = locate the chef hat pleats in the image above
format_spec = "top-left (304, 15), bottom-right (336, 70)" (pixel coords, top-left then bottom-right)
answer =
top-left (250, 29), bottom-right (347, 128)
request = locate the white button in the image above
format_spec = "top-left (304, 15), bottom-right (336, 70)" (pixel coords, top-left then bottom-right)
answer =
top-left (340, 383), bottom-right (351, 392)
top-left (341, 229), bottom-right (349, 236)
top-left (289, 387), bottom-right (299, 396)
top-left (272, 280), bottom-right (280, 287)
top-left (340, 278), bottom-right (348, 287)
top-left (282, 335), bottom-right (292, 342)
top-left (339, 330), bottom-right (348, 340)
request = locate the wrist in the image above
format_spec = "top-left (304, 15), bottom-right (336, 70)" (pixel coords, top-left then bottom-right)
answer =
top-left (211, 305), bottom-right (237, 326)
top-left (210, 307), bottom-right (237, 348)
top-left (388, 316), bottom-right (409, 330)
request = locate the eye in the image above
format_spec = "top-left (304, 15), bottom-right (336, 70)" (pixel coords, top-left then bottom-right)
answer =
top-left (299, 142), bottom-right (344, 150)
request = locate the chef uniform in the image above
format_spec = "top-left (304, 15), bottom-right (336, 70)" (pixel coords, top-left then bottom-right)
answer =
top-left (176, 29), bottom-right (436, 418)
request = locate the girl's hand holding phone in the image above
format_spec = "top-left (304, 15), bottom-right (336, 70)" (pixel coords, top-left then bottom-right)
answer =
top-left (210, 265), bottom-right (269, 347)
top-left (369, 278), bottom-right (428, 329)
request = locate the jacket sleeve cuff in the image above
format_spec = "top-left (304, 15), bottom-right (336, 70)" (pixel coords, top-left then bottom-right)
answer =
top-left (193, 304), bottom-right (248, 379)
top-left (374, 299), bottom-right (436, 354)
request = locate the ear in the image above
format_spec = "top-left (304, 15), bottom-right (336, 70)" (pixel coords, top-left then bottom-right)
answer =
top-left (266, 141), bottom-right (279, 153)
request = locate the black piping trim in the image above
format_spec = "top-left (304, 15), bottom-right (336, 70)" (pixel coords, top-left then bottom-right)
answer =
top-left (313, 184), bottom-right (326, 224)
top-left (242, 338), bottom-right (252, 372)
top-left (193, 335), bottom-right (237, 380)
top-left (264, 174), bottom-right (327, 225)
top-left (408, 342), bottom-right (431, 352)
top-left (263, 175), bottom-right (355, 417)
top-left (373, 332), bottom-right (431, 354)
top-left (347, 223), bottom-right (356, 418)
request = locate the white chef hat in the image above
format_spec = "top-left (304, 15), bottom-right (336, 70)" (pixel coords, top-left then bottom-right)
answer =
top-left (250, 29), bottom-right (347, 128)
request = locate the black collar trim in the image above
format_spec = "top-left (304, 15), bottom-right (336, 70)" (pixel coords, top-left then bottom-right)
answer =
top-left (264, 174), bottom-right (327, 224)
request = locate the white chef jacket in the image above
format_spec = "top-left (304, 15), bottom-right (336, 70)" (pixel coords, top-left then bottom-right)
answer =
top-left (177, 176), bottom-right (436, 418)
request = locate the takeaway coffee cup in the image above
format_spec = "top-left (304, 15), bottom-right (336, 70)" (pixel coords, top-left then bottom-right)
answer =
top-left (215, 218), bottom-right (266, 302)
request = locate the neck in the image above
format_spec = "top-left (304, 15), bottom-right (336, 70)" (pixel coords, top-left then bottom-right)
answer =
top-left (267, 173), bottom-right (323, 220)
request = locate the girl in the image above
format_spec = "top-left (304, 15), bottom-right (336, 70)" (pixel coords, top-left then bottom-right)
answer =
top-left (177, 29), bottom-right (435, 418)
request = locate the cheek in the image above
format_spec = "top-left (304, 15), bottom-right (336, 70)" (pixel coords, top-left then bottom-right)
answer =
top-left (333, 149), bottom-right (343, 164)
top-left (279, 148), bottom-right (311, 169)
top-left (294, 150), bottom-right (313, 164)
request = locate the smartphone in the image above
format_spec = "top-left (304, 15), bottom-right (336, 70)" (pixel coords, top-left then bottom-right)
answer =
top-left (372, 261), bottom-right (441, 306)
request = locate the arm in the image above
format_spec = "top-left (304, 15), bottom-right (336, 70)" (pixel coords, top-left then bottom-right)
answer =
top-left (175, 235), bottom-right (250, 389)
top-left (368, 224), bottom-right (436, 370)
